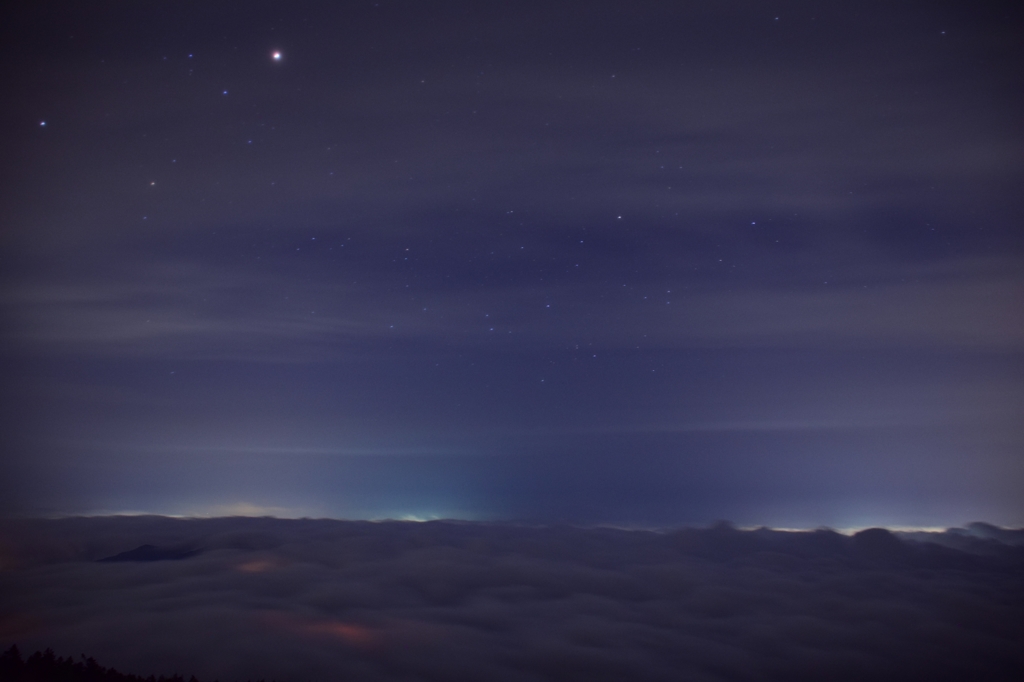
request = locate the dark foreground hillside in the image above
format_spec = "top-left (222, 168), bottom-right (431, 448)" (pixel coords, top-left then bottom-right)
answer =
top-left (0, 645), bottom-right (201, 682)
top-left (2, 517), bottom-right (1023, 681)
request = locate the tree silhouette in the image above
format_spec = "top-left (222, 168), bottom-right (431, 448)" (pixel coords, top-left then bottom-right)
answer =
top-left (0, 645), bottom-right (271, 682)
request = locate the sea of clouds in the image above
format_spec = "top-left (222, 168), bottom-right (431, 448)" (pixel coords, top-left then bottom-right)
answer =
top-left (1, 516), bottom-right (1022, 681)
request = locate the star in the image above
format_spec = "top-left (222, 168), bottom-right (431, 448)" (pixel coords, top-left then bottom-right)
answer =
top-left (272, 51), bottom-right (282, 61)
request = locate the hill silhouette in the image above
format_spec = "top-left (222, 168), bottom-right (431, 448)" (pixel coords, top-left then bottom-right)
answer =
top-left (0, 645), bottom-right (204, 682)
top-left (97, 545), bottom-right (201, 563)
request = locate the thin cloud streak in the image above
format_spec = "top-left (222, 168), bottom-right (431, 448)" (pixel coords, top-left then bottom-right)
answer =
top-left (5, 260), bottom-right (1021, 360)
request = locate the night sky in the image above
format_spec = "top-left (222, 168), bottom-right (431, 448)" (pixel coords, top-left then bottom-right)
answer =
top-left (2, 1), bottom-right (1022, 528)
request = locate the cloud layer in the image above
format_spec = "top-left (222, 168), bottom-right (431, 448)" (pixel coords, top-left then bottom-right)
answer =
top-left (2, 517), bottom-right (1022, 681)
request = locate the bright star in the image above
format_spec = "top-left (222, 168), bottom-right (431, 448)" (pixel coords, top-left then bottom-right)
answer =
top-left (272, 51), bottom-right (282, 61)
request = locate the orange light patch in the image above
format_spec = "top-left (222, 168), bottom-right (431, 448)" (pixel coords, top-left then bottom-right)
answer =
top-left (236, 559), bottom-right (278, 573)
top-left (261, 612), bottom-right (379, 649)
top-left (0, 612), bottom-right (43, 638)
top-left (306, 621), bottom-right (376, 647)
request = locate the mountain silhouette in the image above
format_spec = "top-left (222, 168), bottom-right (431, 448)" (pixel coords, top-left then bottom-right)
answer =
top-left (98, 544), bottom-right (201, 562)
